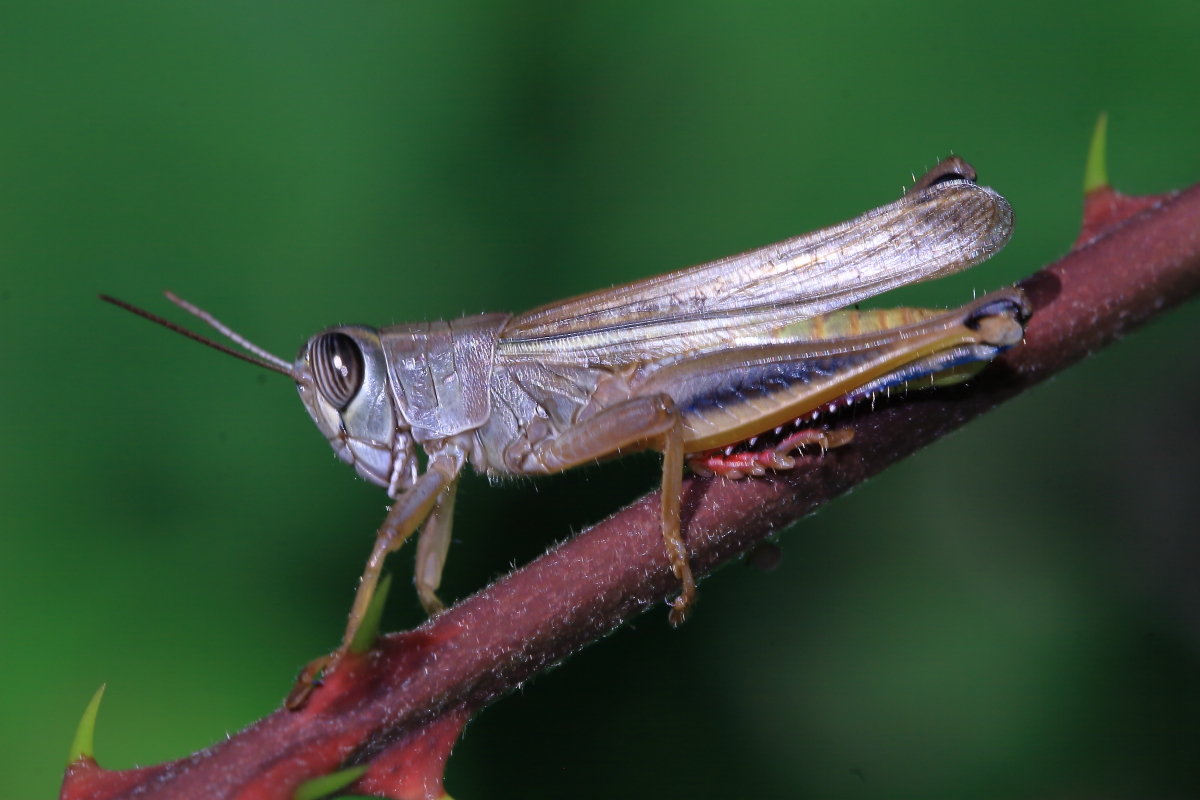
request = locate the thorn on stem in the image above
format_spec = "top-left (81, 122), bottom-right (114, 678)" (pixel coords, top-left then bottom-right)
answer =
top-left (67, 684), bottom-right (107, 764)
top-left (1084, 112), bottom-right (1110, 194)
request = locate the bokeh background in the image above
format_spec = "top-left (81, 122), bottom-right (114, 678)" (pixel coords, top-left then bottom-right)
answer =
top-left (4, 2), bottom-right (1200, 798)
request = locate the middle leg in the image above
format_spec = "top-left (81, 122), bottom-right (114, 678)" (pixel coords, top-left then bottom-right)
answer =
top-left (523, 394), bottom-right (696, 624)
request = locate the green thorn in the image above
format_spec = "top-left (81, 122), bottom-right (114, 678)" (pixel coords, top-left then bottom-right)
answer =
top-left (349, 572), bottom-right (392, 655)
top-left (293, 764), bottom-right (368, 800)
top-left (1083, 112), bottom-right (1109, 194)
top-left (67, 684), bottom-right (106, 764)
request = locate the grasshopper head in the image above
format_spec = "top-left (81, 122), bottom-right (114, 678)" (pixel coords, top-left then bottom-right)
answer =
top-left (296, 326), bottom-right (417, 496)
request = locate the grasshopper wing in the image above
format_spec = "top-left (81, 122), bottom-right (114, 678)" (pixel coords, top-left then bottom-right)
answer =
top-left (500, 160), bottom-right (1012, 366)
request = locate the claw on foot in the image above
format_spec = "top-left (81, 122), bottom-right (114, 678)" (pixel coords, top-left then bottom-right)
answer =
top-left (668, 596), bottom-right (690, 627)
top-left (286, 652), bottom-right (334, 710)
top-left (417, 589), bottom-right (446, 616)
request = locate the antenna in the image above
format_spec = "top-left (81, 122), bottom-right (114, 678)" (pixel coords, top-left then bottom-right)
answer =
top-left (100, 293), bottom-right (295, 378)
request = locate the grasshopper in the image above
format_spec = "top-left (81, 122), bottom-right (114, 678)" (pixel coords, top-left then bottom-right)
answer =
top-left (104, 156), bottom-right (1029, 701)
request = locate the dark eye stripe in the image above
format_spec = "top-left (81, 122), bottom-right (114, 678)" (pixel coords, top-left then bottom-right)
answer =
top-left (314, 333), bottom-right (364, 411)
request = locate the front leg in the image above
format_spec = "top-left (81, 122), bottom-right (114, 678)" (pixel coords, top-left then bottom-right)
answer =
top-left (523, 395), bottom-right (695, 626)
top-left (341, 455), bottom-right (461, 652)
top-left (287, 454), bottom-right (461, 708)
top-left (414, 478), bottom-right (459, 614)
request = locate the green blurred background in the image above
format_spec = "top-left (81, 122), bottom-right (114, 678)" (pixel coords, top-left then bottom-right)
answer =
top-left (3, 2), bottom-right (1200, 798)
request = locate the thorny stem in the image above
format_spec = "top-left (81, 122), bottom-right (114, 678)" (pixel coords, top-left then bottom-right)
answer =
top-left (64, 181), bottom-right (1200, 800)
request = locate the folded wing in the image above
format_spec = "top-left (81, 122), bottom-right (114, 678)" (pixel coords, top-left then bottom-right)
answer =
top-left (499, 172), bottom-right (1012, 367)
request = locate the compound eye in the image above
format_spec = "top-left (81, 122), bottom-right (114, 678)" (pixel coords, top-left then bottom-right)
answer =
top-left (312, 332), bottom-right (364, 411)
